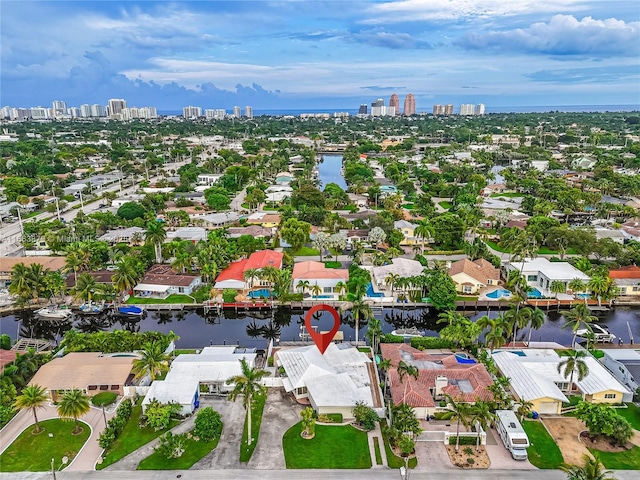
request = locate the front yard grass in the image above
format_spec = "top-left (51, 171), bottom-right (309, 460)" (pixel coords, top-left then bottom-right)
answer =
top-left (239, 392), bottom-right (267, 462)
top-left (438, 201), bottom-right (452, 210)
top-left (283, 422), bottom-right (372, 469)
top-left (137, 430), bottom-right (220, 470)
top-left (288, 246), bottom-right (320, 257)
top-left (97, 402), bottom-right (180, 470)
top-left (588, 445), bottom-right (640, 470)
top-left (0, 419), bottom-right (90, 472)
top-left (324, 261), bottom-right (342, 269)
top-left (522, 420), bottom-right (564, 469)
top-left (617, 403), bottom-right (640, 431)
top-left (126, 294), bottom-right (196, 304)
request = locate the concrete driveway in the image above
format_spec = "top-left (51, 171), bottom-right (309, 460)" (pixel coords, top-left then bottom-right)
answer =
top-left (248, 388), bottom-right (302, 469)
top-left (191, 395), bottom-right (246, 470)
top-left (414, 441), bottom-right (454, 471)
top-left (485, 427), bottom-right (536, 470)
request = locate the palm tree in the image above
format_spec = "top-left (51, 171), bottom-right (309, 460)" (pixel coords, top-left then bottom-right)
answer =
top-left (414, 220), bottom-right (434, 254)
top-left (397, 360), bottom-right (419, 403)
top-left (557, 350), bottom-right (589, 394)
top-left (379, 358), bottom-right (392, 397)
top-left (445, 394), bottom-right (472, 452)
top-left (56, 389), bottom-right (90, 434)
top-left (350, 298), bottom-right (373, 345)
top-left (296, 279), bottom-right (310, 295)
top-left (310, 284), bottom-right (322, 302)
top-left (226, 358), bottom-right (270, 444)
top-left (384, 272), bottom-right (399, 298)
top-left (504, 305), bottom-right (531, 346)
top-left (568, 278), bottom-right (586, 300)
top-left (244, 268), bottom-right (261, 290)
top-left (64, 251), bottom-right (82, 285)
top-left (561, 454), bottom-right (616, 480)
top-left (366, 317), bottom-right (383, 354)
top-left (527, 308), bottom-right (546, 345)
top-left (132, 341), bottom-right (171, 381)
top-left (563, 303), bottom-right (598, 348)
top-left (550, 280), bottom-right (566, 299)
top-left (145, 220), bottom-right (167, 264)
top-left (8, 263), bottom-right (31, 300)
top-left (485, 324), bottom-right (507, 350)
top-left (72, 272), bottom-right (97, 302)
top-left (334, 281), bottom-right (346, 299)
top-left (14, 384), bottom-right (48, 433)
top-left (469, 400), bottom-right (496, 452)
top-left (112, 258), bottom-right (142, 301)
top-left (516, 400), bottom-right (534, 422)
top-left (437, 310), bottom-right (464, 326)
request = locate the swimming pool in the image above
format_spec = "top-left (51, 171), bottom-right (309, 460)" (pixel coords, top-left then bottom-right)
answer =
top-left (486, 288), bottom-right (511, 299)
top-left (366, 283), bottom-right (384, 298)
top-left (577, 293), bottom-right (591, 300)
top-left (528, 288), bottom-right (544, 299)
top-left (248, 289), bottom-right (272, 299)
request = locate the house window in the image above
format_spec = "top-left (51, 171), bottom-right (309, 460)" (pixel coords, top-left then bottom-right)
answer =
top-left (462, 285), bottom-right (473, 294)
top-left (295, 387), bottom-right (307, 396)
top-left (632, 286), bottom-right (640, 292)
top-left (323, 287), bottom-right (332, 294)
top-left (604, 393), bottom-right (616, 399)
top-left (555, 382), bottom-right (568, 391)
top-left (527, 275), bottom-right (537, 282)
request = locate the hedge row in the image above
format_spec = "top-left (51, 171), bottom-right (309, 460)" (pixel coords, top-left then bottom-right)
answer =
top-left (98, 398), bottom-right (133, 450)
top-left (410, 337), bottom-right (455, 349)
top-left (448, 435), bottom-right (478, 445)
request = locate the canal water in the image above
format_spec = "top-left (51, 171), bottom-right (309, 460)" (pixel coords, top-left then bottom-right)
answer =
top-left (2, 306), bottom-right (638, 350)
top-left (318, 154), bottom-right (346, 190)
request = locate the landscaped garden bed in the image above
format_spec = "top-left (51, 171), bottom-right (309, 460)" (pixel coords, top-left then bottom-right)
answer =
top-left (445, 444), bottom-right (490, 469)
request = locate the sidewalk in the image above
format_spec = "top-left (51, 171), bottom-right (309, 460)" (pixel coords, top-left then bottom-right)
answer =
top-left (367, 424), bottom-right (388, 468)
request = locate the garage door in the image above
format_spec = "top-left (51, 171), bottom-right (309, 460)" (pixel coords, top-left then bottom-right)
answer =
top-left (538, 402), bottom-right (558, 414)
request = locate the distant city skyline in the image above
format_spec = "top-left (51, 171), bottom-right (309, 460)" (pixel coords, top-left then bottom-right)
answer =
top-left (1, 1), bottom-right (638, 110)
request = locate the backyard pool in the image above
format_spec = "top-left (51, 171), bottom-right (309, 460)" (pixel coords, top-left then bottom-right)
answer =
top-left (577, 293), bottom-right (591, 300)
top-left (528, 288), bottom-right (544, 299)
top-left (366, 283), bottom-right (384, 298)
top-left (247, 289), bottom-right (272, 299)
top-left (486, 288), bottom-right (511, 299)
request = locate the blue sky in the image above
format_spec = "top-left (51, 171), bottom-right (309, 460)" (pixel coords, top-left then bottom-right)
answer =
top-left (1, 1), bottom-right (639, 110)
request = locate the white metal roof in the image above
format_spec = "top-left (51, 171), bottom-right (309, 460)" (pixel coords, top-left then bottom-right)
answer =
top-left (134, 284), bottom-right (170, 292)
top-left (306, 372), bottom-right (373, 408)
top-left (142, 378), bottom-right (199, 406)
top-left (508, 258), bottom-right (590, 281)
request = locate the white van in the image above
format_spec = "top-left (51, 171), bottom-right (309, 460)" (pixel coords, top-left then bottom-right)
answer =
top-left (495, 410), bottom-right (529, 460)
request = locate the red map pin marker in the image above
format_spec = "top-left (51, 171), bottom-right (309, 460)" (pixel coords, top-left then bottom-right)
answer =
top-left (304, 304), bottom-right (341, 355)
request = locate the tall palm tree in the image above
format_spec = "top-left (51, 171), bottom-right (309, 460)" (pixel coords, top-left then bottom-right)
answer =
top-left (112, 258), bottom-right (142, 301)
top-left (226, 358), bottom-right (270, 444)
top-left (244, 268), bottom-right (261, 290)
top-left (445, 394), bottom-right (472, 452)
top-left (569, 278), bottom-right (586, 300)
top-left (469, 400), bottom-right (496, 452)
top-left (379, 358), bottom-right (392, 397)
top-left (557, 350), bottom-right (589, 394)
top-left (64, 251), bottom-right (82, 285)
top-left (296, 279), bottom-right (310, 295)
top-left (563, 303), bottom-right (598, 348)
top-left (504, 305), bottom-right (532, 346)
top-left (527, 308), bottom-right (546, 345)
top-left (561, 454), bottom-right (616, 480)
top-left (132, 341), bottom-right (171, 381)
top-left (8, 263), bottom-right (31, 299)
top-left (14, 384), bottom-right (48, 433)
top-left (72, 272), bottom-right (97, 302)
top-left (397, 360), bottom-right (419, 403)
top-left (550, 280), bottom-right (566, 299)
top-left (384, 272), bottom-right (400, 298)
top-left (516, 400), bottom-right (534, 422)
top-left (350, 298), bottom-right (373, 345)
top-left (145, 220), bottom-right (167, 264)
top-left (334, 281), bottom-right (346, 299)
top-left (366, 317), bottom-right (383, 354)
top-left (56, 389), bottom-right (90, 434)
top-left (310, 284), bottom-right (322, 302)
top-left (414, 220), bottom-right (434, 255)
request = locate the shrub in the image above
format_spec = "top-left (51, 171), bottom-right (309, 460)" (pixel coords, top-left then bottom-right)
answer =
top-left (464, 447), bottom-right (473, 456)
top-left (222, 289), bottom-right (238, 303)
top-left (194, 407), bottom-right (223, 442)
top-left (317, 413), bottom-right (343, 423)
top-left (99, 398), bottom-right (133, 449)
top-left (398, 434), bottom-right (415, 457)
top-left (155, 432), bottom-right (187, 459)
top-left (467, 458), bottom-right (475, 465)
top-left (267, 356), bottom-right (274, 367)
top-left (410, 337), bottom-right (455, 349)
top-left (380, 334), bottom-right (404, 344)
top-left (92, 392), bottom-right (118, 407)
top-left (353, 401), bottom-right (379, 431)
top-left (141, 400), bottom-right (182, 431)
top-left (449, 436), bottom-right (477, 445)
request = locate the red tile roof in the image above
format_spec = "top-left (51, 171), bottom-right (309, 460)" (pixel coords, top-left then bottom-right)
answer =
top-left (292, 261), bottom-right (349, 281)
top-left (0, 350), bottom-right (17, 371)
top-left (245, 250), bottom-right (283, 270)
top-left (609, 265), bottom-right (640, 279)
top-left (215, 259), bottom-right (247, 282)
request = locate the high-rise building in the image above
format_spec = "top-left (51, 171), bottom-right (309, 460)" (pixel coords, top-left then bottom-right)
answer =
top-left (403, 94), bottom-right (416, 116)
top-left (389, 94), bottom-right (399, 115)
top-left (52, 100), bottom-right (67, 117)
top-left (91, 104), bottom-right (106, 117)
top-left (371, 105), bottom-right (395, 117)
top-left (476, 104), bottom-right (486, 115)
top-left (244, 106), bottom-right (253, 119)
top-left (459, 104), bottom-right (475, 116)
top-left (445, 104), bottom-right (454, 115)
top-left (358, 104), bottom-right (368, 115)
top-left (371, 98), bottom-right (385, 108)
top-left (182, 106), bottom-right (202, 119)
top-left (80, 104), bottom-right (92, 118)
top-left (30, 107), bottom-right (50, 120)
top-left (68, 107), bottom-right (80, 118)
top-left (108, 99), bottom-right (127, 117)
top-left (206, 109), bottom-right (226, 119)
top-left (233, 106), bottom-right (241, 118)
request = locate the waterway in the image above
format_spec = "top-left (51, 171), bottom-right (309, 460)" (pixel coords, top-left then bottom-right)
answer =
top-left (317, 154), bottom-right (346, 190)
top-left (2, 306), bottom-right (638, 351)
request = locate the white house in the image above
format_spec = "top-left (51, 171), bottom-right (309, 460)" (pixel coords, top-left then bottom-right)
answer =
top-left (275, 343), bottom-right (383, 419)
top-left (166, 227), bottom-right (208, 243)
top-left (98, 227), bottom-right (145, 244)
top-left (197, 174), bottom-right (222, 186)
top-left (506, 257), bottom-right (590, 297)
top-left (292, 261), bottom-right (349, 300)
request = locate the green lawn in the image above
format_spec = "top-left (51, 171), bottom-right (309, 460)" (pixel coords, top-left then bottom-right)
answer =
top-left (490, 192), bottom-right (523, 198)
top-left (589, 446), bottom-right (640, 470)
top-left (402, 203), bottom-right (415, 210)
top-left (0, 419), bottom-right (90, 472)
top-left (97, 402), bottom-right (180, 470)
top-left (126, 294), bottom-right (196, 304)
top-left (324, 261), bottom-right (342, 269)
top-left (438, 201), bottom-right (452, 210)
top-left (288, 246), bottom-right (320, 257)
top-left (522, 420), bottom-right (564, 469)
top-left (380, 419), bottom-right (418, 469)
top-left (283, 423), bottom-right (372, 469)
top-left (137, 430), bottom-right (220, 470)
top-left (373, 437), bottom-right (383, 465)
top-left (617, 403), bottom-right (640, 431)
top-left (239, 392), bottom-right (267, 462)
top-left (455, 295), bottom-right (479, 301)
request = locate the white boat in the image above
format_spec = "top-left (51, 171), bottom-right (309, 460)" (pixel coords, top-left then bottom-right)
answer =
top-left (391, 327), bottom-right (424, 338)
top-left (576, 323), bottom-right (616, 343)
top-left (35, 306), bottom-right (73, 321)
top-left (77, 302), bottom-right (105, 315)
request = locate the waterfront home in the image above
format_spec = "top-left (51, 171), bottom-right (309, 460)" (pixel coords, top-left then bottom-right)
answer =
top-left (492, 349), bottom-right (632, 415)
top-left (143, 346), bottom-right (257, 415)
top-left (29, 352), bottom-right (139, 402)
top-left (600, 349), bottom-right (640, 394)
top-left (371, 258), bottom-right (425, 295)
top-left (505, 257), bottom-right (590, 297)
top-left (608, 265), bottom-right (640, 298)
top-left (292, 261), bottom-right (349, 300)
top-left (275, 343), bottom-right (383, 419)
top-left (448, 258), bottom-right (500, 295)
top-left (214, 249), bottom-right (284, 292)
top-left (65, 269), bottom-right (114, 289)
top-left (0, 256), bottom-right (67, 288)
top-left (133, 265), bottom-right (202, 299)
top-left (226, 225), bottom-right (273, 239)
top-left (97, 227), bottom-right (145, 245)
top-left (381, 344), bottom-right (494, 419)
top-left (166, 227), bottom-right (208, 243)
top-left (393, 220), bottom-right (419, 246)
